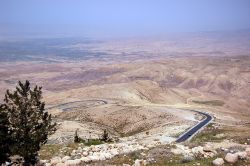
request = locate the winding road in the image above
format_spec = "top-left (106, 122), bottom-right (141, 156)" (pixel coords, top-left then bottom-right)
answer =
top-left (47, 99), bottom-right (212, 143)
top-left (46, 100), bottom-right (108, 111)
top-left (176, 110), bottom-right (213, 143)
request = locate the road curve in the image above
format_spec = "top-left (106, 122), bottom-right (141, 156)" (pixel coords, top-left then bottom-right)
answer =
top-left (47, 100), bottom-right (212, 143)
top-left (46, 100), bottom-right (108, 111)
top-left (176, 110), bottom-right (213, 143)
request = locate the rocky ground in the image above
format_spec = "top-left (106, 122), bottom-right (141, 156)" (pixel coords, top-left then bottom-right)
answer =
top-left (39, 138), bottom-right (250, 166)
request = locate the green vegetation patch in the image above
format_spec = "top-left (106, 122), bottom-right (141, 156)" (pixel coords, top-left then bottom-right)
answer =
top-left (83, 139), bottom-right (103, 146)
top-left (192, 100), bottom-right (225, 106)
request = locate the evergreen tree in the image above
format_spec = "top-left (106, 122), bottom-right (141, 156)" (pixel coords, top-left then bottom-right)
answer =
top-left (1, 80), bottom-right (57, 165)
top-left (0, 105), bottom-right (11, 164)
top-left (74, 129), bottom-right (80, 143)
top-left (101, 129), bottom-right (109, 142)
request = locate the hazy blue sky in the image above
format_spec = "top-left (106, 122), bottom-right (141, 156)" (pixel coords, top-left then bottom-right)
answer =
top-left (1, 0), bottom-right (250, 38)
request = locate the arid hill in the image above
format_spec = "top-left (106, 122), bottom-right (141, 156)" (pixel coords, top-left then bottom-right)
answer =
top-left (1, 35), bottom-right (250, 165)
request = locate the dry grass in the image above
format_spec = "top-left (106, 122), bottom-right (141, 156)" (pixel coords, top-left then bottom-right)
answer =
top-left (39, 143), bottom-right (79, 160)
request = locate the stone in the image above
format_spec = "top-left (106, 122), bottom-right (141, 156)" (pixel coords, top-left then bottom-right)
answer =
top-left (74, 154), bottom-right (81, 159)
top-left (82, 151), bottom-right (88, 157)
top-left (224, 153), bottom-right (238, 164)
top-left (76, 149), bottom-right (82, 154)
top-left (134, 159), bottom-right (147, 166)
top-left (9, 155), bottom-right (24, 165)
top-left (55, 163), bottom-right (64, 166)
top-left (123, 164), bottom-right (130, 166)
top-left (80, 157), bottom-right (90, 163)
top-left (50, 157), bottom-right (62, 166)
top-left (191, 146), bottom-right (204, 155)
top-left (236, 151), bottom-right (247, 160)
top-left (246, 147), bottom-right (250, 158)
top-left (207, 152), bottom-right (216, 158)
top-left (203, 145), bottom-right (213, 152)
top-left (71, 150), bottom-right (76, 156)
top-left (104, 152), bottom-right (113, 159)
top-left (62, 156), bottom-right (71, 163)
top-left (221, 147), bottom-right (228, 152)
top-left (212, 158), bottom-right (224, 166)
top-left (45, 163), bottom-right (51, 166)
top-left (87, 155), bottom-right (99, 162)
top-left (171, 148), bottom-right (183, 155)
top-left (65, 159), bottom-right (82, 166)
top-left (38, 160), bottom-right (49, 166)
top-left (110, 149), bottom-right (119, 156)
top-left (97, 153), bottom-right (106, 160)
top-left (40, 160), bottom-right (49, 164)
top-left (181, 155), bottom-right (194, 163)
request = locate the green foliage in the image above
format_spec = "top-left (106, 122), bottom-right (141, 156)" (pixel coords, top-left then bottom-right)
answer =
top-left (73, 129), bottom-right (104, 145)
top-left (0, 105), bottom-right (11, 164)
top-left (84, 139), bottom-right (103, 146)
top-left (0, 80), bottom-right (57, 165)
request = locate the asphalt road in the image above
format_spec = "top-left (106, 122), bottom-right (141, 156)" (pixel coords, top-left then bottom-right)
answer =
top-left (176, 110), bottom-right (213, 143)
top-left (47, 100), bottom-right (212, 143)
top-left (46, 100), bottom-right (108, 111)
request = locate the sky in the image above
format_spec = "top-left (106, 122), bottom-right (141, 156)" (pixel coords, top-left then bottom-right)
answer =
top-left (0, 0), bottom-right (250, 38)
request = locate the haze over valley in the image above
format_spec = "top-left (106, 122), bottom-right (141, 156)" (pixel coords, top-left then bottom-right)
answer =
top-left (1, 0), bottom-right (250, 165)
